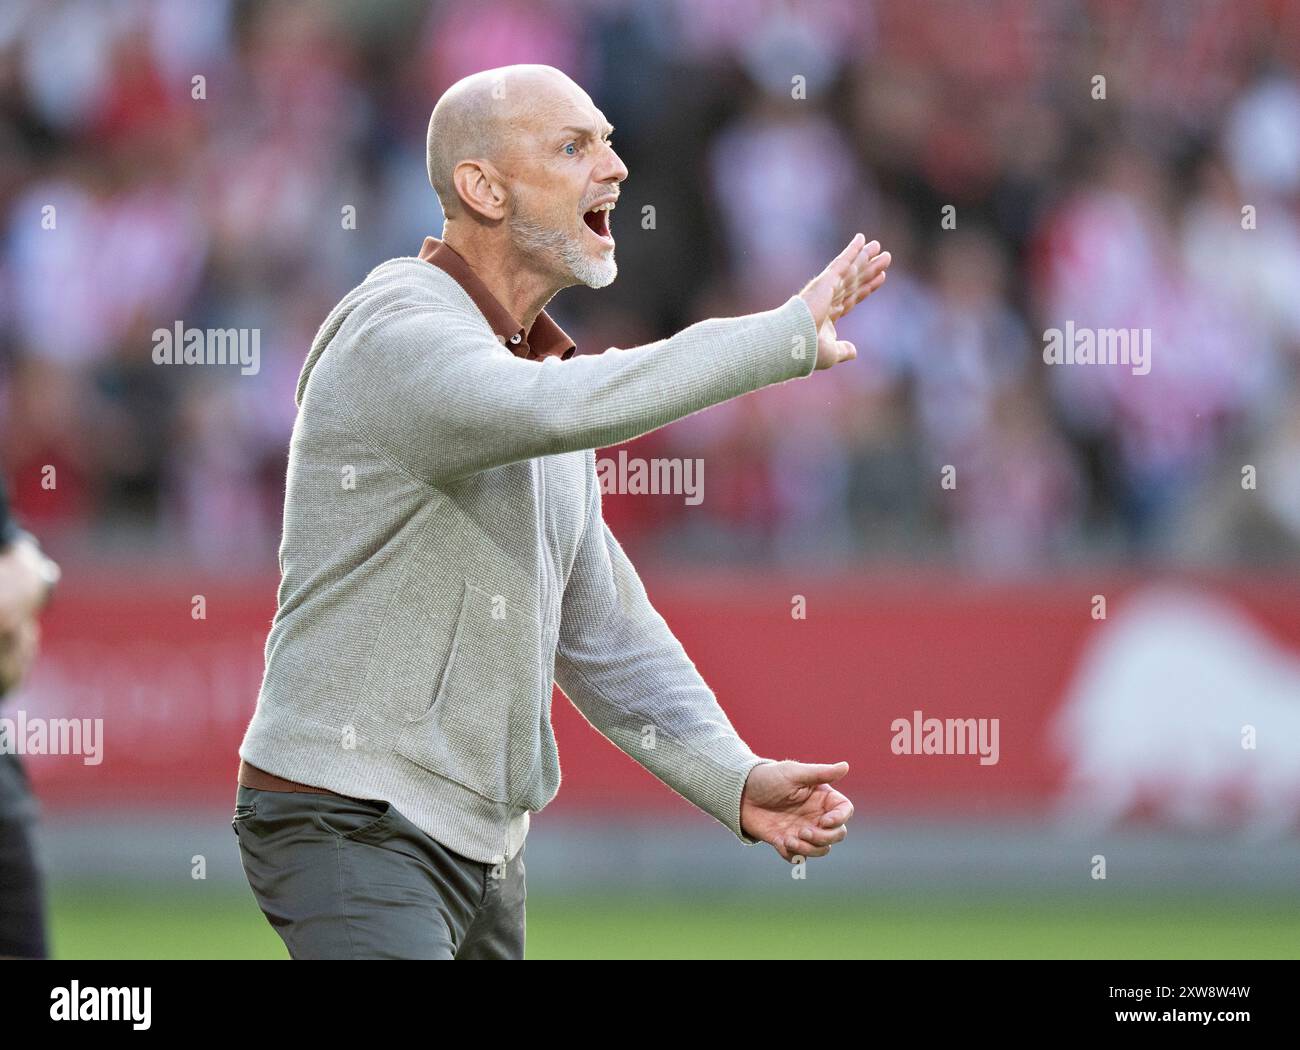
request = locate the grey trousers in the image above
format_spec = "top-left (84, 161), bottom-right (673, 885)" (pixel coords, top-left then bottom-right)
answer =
top-left (231, 784), bottom-right (525, 959)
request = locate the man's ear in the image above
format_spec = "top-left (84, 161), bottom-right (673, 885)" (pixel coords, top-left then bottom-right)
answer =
top-left (452, 159), bottom-right (508, 221)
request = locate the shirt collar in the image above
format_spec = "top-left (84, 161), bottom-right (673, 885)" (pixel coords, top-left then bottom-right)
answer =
top-left (418, 236), bottom-right (576, 361)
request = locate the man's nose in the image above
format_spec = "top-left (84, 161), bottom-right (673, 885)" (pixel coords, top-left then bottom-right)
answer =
top-left (599, 145), bottom-right (628, 185)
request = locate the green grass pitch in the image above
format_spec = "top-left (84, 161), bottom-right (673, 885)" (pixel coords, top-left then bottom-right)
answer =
top-left (44, 882), bottom-right (1300, 959)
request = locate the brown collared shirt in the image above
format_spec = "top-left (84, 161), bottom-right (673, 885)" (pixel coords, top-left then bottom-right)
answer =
top-left (418, 236), bottom-right (576, 361)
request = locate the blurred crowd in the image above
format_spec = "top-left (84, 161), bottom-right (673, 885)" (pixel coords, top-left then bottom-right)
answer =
top-left (1, 0), bottom-right (1299, 572)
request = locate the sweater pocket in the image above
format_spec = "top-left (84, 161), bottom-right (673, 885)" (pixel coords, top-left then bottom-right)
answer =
top-left (394, 580), bottom-right (546, 807)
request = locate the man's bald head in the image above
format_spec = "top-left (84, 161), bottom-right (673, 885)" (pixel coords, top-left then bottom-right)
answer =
top-left (426, 64), bottom-right (584, 219)
top-left (425, 64), bottom-right (626, 292)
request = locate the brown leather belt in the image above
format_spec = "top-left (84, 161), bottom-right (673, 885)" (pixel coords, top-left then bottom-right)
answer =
top-left (238, 758), bottom-right (334, 795)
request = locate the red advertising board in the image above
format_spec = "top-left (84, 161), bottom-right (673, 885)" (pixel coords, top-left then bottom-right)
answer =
top-left (8, 569), bottom-right (1300, 832)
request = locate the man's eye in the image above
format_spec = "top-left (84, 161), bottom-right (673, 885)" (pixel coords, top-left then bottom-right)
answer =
top-left (563, 143), bottom-right (578, 156)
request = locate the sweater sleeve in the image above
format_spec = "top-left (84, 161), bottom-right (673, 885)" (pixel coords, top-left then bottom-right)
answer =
top-left (338, 288), bottom-right (818, 487)
top-left (553, 456), bottom-right (774, 845)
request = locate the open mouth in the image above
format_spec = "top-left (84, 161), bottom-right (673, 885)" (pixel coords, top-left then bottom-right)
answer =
top-left (582, 200), bottom-right (615, 243)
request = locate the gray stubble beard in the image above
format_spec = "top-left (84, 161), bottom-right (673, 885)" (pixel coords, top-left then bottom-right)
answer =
top-left (509, 213), bottom-right (617, 289)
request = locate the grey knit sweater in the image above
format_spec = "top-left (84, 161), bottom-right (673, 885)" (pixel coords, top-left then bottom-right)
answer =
top-left (238, 255), bottom-right (819, 863)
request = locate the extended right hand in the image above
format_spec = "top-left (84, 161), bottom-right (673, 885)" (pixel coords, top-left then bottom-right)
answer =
top-left (798, 233), bottom-right (891, 370)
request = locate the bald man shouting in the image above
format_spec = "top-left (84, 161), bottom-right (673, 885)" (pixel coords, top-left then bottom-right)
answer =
top-left (233, 64), bottom-right (890, 960)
